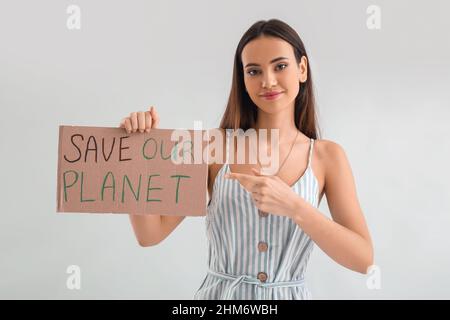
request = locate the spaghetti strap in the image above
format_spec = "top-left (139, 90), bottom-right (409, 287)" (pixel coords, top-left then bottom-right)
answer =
top-left (307, 138), bottom-right (314, 168)
top-left (225, 129), bottom-right (230, 165)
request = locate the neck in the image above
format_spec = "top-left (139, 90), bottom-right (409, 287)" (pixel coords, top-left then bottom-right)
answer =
top-left (254, 106), bottom-right (298, 144)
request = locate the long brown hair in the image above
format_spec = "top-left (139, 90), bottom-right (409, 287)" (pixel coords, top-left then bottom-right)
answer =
top-left (219, 19), bottom-right (321, 139)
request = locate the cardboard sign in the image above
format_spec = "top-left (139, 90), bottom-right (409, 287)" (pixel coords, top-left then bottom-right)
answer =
top-left (57, 126), bottom-right (208, 216)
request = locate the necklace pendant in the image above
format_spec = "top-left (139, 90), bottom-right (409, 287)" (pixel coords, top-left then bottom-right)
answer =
top-left (258, 209), bottom-right (269, 217)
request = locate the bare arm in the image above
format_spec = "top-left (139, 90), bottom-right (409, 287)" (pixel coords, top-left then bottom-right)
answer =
top-left (129, 214), bottom-right (186, 246)
top-left (291, 140), bottom-right (374, 274)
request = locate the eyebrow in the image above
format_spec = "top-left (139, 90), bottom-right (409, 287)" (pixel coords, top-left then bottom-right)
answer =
top-left (244, 56), bottom-right (289, 68)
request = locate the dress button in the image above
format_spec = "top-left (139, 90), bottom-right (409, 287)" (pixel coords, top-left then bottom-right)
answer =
top-left (257, 272), bottom-right (268, 282)
top-left (258, 210), bottom-right (269, 217)
top-left (258, 241), bottom-right (268, 252)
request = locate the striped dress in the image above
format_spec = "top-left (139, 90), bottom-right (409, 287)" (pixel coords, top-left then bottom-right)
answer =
top-left (194, 131), bottom-right (319, 300)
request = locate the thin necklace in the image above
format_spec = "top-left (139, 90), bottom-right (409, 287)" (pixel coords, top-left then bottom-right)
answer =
top-left (255, 129), bottom-right (299, 176)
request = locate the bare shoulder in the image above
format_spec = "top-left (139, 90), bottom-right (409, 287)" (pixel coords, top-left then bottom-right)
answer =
top-left (307, 138), bottom-right (348, 172)
top-left (314, 139), bottom-right (354, 191)
top-left (315, 139), bottom-right (348, 162)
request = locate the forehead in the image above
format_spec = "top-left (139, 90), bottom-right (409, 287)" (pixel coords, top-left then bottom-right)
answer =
top-left (241, 36), bottom-right (294, 64)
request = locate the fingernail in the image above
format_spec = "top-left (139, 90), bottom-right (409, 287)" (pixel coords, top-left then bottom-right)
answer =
top-left (145, 128), bottom-right (150, 133)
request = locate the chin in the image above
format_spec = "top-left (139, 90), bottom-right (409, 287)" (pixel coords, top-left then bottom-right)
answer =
top-left (258, 105), bottom-right (283, 114)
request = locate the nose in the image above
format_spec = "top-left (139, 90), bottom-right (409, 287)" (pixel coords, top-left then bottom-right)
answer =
top-left (261, 70), bottom-right (277, 89)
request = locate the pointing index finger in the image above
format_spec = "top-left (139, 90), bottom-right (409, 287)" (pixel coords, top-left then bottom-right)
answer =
top-left (225, 172), bottom-right (264, 191)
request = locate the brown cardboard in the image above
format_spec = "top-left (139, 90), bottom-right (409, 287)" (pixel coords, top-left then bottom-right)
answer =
top-left (56, 126), bottom-right (208, 216)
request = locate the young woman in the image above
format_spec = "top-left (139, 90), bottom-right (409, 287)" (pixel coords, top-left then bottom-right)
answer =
top-left (120, 19), bottom-right (373, 300)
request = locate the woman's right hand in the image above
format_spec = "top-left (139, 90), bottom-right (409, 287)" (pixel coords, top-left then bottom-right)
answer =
top-left (119, 106), bottom-right (160, 134)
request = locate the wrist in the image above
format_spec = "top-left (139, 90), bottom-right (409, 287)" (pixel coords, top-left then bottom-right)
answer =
top-left (289, 196), bottom-right (306, 222)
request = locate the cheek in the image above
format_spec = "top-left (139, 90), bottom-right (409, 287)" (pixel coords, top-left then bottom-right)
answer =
top-left (244, 79), bottom-right (259, 95)
top-left (284, 73), bottom-right (301, 97)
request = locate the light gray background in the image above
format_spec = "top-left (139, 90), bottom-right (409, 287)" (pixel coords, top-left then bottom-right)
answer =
top-left (1, 0), bottom-right (449, 299)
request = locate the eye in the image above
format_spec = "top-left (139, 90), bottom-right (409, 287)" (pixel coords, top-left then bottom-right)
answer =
top-left (276, 63), bottom-right (288, 71)
top-left (247, 69), bottom-right (260, 76)
top-left (246, 63), bottom-right (287, 76)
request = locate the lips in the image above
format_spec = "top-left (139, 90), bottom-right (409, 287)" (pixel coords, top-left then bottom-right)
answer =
top-left (260, 91), bottom-right (283, 97)
top-left (259, 91), bottom-right (284, 101)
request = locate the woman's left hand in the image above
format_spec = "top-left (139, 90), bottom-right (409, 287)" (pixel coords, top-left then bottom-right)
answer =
top-left (225, 167), bottom-right (306, 218)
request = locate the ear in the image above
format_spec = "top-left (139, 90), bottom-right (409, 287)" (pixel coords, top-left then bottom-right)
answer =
top-left (298, 56), bottom-right (308, 83)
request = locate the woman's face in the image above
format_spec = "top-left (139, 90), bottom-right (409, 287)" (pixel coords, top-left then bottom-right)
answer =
top-left (241, 36), bottom-right (307, 114)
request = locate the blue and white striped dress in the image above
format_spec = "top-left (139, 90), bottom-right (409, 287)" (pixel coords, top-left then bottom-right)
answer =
top-left (194, 131), bottom-right (319, 300)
